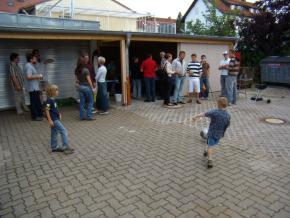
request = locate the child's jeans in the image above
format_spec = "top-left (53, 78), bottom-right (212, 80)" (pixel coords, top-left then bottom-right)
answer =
top-left (51, 119), bottom-right (68, 150)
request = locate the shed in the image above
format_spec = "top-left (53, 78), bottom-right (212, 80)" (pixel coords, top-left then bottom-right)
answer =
top-left (260, 56), bottom-right (290, 85)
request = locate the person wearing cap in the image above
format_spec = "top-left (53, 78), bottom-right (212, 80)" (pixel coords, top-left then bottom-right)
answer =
top-left (219, 51), bottom-right (230, 97)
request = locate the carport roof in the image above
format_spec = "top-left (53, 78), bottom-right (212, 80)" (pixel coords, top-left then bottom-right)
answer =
top-left (0, 26), bottom-right (236, 43)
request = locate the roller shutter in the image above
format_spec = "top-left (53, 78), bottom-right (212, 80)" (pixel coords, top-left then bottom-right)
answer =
top-left (0, 39), bottom-right (89, 109)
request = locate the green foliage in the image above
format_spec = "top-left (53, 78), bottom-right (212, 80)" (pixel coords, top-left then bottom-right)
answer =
top-left (186, 3), bottom-right (236, 36)
top-left (237, 0), bottom-right (290, 70)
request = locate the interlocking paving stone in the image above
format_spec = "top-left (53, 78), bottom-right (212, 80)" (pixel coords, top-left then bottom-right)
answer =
top-left (0, 86), bottom-right (290, 217)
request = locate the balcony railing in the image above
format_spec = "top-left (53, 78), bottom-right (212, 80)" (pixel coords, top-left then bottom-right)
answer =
top-left (0, 12), bottom-right (100, 30)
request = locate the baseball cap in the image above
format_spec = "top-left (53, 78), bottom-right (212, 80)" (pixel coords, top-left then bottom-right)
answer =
top-left (223, 51), bottom-right (228, 55)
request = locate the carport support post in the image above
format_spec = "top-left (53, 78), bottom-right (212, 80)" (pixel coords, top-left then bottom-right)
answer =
top-left (120, 39), bottom-right (128, 105)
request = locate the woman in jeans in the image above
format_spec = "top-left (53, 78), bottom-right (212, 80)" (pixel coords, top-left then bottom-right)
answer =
top-left (75, 56), bottom-right (96, 121)
top-left (96, 57), bottom-right (109, 115)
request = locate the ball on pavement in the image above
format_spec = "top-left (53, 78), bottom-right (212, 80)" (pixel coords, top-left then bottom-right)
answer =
top-left (200, 128), bottom-right (208, 139)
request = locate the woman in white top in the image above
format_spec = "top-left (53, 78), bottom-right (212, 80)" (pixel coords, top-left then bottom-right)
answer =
top-left (163, 53), bottom-right (175, 106)
top-left (95, 57), bottom-right (109, 115)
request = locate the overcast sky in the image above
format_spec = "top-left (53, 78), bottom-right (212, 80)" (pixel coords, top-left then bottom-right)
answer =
top-left (119, 0), bottom-right (257, 18)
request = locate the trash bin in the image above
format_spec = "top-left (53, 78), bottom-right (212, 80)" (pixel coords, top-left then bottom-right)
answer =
top-left (260, 56), bottom-right (290, 85)
top-left (114, 94), bottom-right (122, 105)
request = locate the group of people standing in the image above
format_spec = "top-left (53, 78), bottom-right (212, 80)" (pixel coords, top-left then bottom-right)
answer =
top-left (130, 51), bottom-right (211, 107)
top-left (130, 49), bottom-right (239, 107)
top-left (8, 50), bottom-right (111, 154)
top-left (9, 50), bottom-right (51, 120)
top-left (74, 52), bottom-right (110, 121)
top-left (219, 50), bottom-right (240, 105)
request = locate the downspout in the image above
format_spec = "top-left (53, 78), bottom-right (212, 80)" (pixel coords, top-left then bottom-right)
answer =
top-left (70, 0), bottom-right (74, 18)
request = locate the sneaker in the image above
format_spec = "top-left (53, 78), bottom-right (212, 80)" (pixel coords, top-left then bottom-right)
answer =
top-left (178, 101), bottom-right (186, 104)
top-left (92, 109), bottom-right (97, 114)
top-left (99, 111), bottom-right (109, 115)
top-left (164, 103), bottom-right (174, 107)
top-left (173, 102), bottom-right (178, 106)
top-left (52, 148), bottom-right (64, 152)
top-left (196, 100), bottom-right (201, 104)
top-left (203, 151), bottom-right (208, 157)
top-left (63, 146), bottom-right (74, 154)
top-left (207, 160), bottom-right (213, 169)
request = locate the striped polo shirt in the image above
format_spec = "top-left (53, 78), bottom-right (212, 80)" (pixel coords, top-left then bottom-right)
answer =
top-left (187, 61), bottom-right (202, 77)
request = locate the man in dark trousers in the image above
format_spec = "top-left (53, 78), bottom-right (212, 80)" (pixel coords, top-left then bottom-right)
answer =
top-left (24, 53), bottom-right (43, 121)
top-left (141, 54), bottom-right (157, 102)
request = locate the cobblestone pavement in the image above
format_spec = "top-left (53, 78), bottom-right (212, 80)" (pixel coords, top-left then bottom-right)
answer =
top-left (0, 87), bottom-right (290, 218)
top-left (118, 87), bottom-right (290, 162)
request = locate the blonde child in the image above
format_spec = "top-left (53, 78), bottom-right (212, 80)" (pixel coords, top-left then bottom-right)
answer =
top-left (192, 97), bottom-right (230, 168)
top-left (45, 85), bottom-right (74, 154)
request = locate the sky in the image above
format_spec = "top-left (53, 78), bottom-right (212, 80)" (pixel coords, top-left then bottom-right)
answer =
top-left (118, 0), bottom-right (257, 18)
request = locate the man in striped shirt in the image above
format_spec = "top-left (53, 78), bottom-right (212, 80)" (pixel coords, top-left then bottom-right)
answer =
top-left (187, 54), bottom-right (202, 104)
top-left (9, 53), bottom-right (29, 115)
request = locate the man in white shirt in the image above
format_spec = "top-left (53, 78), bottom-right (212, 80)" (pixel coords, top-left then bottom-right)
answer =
top-left (219, 51), bottom-right (230, 97)
top-left (172, 51), bottom-right (186, 105)
top-left (32, 49), bottom-right (54, 102)
top-left (24, 53), bottom-right (43, 121)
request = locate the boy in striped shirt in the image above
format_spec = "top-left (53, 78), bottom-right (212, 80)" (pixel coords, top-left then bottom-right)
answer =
top-left (187, 54), bottom-right (202, 104)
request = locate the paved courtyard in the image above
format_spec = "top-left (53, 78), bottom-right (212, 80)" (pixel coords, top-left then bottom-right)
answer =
top-left (0, 87), bottom-right (290, 218)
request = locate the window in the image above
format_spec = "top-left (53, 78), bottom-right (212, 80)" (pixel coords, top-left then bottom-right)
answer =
top-left (7, 0), bottom-right (14, 6)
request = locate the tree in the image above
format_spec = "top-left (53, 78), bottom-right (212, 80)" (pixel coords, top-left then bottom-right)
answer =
top-left (176, 12), bottom-right (184, 33)
top-left (186, 4), bottom-right (236, 36)
top-left (237, 0), bottom-right (290, 68)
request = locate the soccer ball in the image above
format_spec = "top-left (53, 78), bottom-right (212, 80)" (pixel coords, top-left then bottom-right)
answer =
top-left (200, 128), bottom-right (208, 139)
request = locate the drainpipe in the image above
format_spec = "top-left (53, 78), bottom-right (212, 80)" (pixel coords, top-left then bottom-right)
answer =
top-left (70, 0), bottom-right (74, 18)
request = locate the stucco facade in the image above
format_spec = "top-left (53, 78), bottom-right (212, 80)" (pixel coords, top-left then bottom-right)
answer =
top-left (36, 0), bottom-right (139, 31)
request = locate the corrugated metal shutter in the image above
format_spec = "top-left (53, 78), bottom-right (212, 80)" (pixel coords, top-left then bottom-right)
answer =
top-left (0, 39), bottom-right (89, 109)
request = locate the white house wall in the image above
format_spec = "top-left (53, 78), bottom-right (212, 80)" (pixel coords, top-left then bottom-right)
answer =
top-left (179, 42), bottom-right (230, 92)
top-left (185, 0), bottom-right (222, 32)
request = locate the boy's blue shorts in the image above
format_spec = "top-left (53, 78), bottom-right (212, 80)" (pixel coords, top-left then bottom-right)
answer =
top-left (207, 137), bottom-right (220, 147)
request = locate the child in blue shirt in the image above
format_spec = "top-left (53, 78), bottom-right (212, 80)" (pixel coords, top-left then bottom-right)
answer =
top-left (193, 97), bottom-right (230, 168)
top-left (45, 85), bottom-right (74, 154)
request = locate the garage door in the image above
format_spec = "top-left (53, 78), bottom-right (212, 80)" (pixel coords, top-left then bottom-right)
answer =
top-left (0, 40), bottom-right (89, 109)
top-left (179, 43), bottom-right (230, 92)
